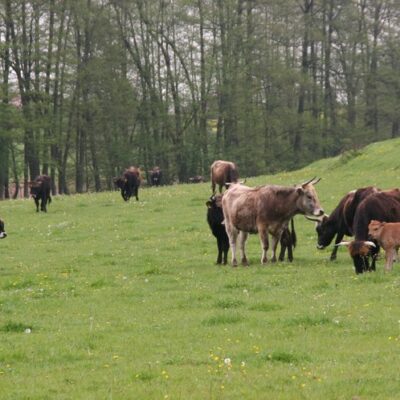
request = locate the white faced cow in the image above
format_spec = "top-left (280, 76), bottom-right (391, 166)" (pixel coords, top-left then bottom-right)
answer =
top-left (222, 178), bottom-right (324, 266)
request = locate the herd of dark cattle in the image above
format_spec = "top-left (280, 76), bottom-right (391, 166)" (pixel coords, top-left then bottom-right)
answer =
top-left (1, 159), bottom-right (400, 275)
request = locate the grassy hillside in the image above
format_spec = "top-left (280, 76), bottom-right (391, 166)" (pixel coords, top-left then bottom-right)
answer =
top-left (1, 138), bottom-right (400, 399)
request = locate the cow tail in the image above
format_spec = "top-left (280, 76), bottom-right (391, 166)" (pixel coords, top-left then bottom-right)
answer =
top-left (290, 218), bottom-right (297, 248)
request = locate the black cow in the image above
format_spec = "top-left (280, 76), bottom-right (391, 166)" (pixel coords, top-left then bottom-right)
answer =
top-left (307, 186), bottom-right (378, 260)
top-left (337, 190), bottom-right (400, 273)
top-left (189, 175), bottom-right (205, 184)
top-left (0, 218), bottom-right (7, 239)
top-left (150, 167), bottom-right (162, 186)
top-left (30, 175), bottom-right (52, 212)
top-left (278, 219), bottom-right (297, 262)
top-left (114, 167), bottom-right (141, 201)
top-left (206, 194), bottom-right (230, 265)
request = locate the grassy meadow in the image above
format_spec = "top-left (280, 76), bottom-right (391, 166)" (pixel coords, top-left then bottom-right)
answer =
top-left (1, 138), bottom-right (400, 399)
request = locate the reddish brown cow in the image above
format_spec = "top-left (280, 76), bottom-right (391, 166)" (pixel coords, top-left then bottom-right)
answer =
top-left (222, 178), bottom-right (324, 266)
top-left (368, 220), bottom-right (400, 272)
top-left (210, 160), bottom-right (239, 194)
top-left (114, 166), bottom-right (142, 201)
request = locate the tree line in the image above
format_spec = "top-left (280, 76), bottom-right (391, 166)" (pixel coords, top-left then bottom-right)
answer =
top-left (0, 0), bottom-right (399, 198)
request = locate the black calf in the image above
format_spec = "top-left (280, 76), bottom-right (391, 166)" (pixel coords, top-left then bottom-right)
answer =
top-left (206, 195), bottom-right (229, 265)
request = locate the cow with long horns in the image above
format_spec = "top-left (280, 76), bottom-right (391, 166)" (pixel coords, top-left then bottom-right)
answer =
top-left (306, 186), bottom-right (379, 260)
top-left (336, 190), bottom-right (400, 273)
top-left (222, 177), bottom-right (324, 266)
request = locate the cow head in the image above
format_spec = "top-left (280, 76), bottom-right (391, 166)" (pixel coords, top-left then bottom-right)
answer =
top-left (296, 177), bottom-right (324, 217)
top-left (29, 181), bottom-right (41, 199)
top-left (0, 219), bottom-right (7, 239)
top-left (336, 240), bottom-right (376, 273)
top-left (368, 220), bottom-right (385, 240)
top-left (206, 194), bottom-right (223, 209)
top-left (305, 214), bottom-right (335, 249)
top-left (113, 177), bottom-right (126, 190)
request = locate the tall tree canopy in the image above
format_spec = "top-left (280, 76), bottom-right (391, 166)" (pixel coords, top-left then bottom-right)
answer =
top-left (1, 0), bottom-right (399, 197)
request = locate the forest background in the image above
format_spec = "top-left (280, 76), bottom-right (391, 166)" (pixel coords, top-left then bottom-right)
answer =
top-left (0, 0), bottom-right (399, 197)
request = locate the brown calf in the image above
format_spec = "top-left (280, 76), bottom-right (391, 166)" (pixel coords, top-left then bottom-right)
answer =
top-left (368, 220), bottom-right (400, 271)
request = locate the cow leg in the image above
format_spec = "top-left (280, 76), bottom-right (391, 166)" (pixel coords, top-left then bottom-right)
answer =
top-left (227, 229), bottom-right (239, 267)
top-left (331, 232), bottom-right (345, 261)
top-left (34, 198), bottom-right (39, 212)
top-left (211, 182), bottom-right (216, 194)
top-left (384, 248), bottom-right (394, 272)
top-left (287, 242), bottom-right (293, 262)
top-left (41, 196), bottom-right (47, 212)
top-left (238, 231), bottom-right (249, 266)
top-left (258, 226), bottom-right (269, 264)
top-left (216, 236), bottom-right (223, 264)
top-left (278, 245), bottom-right (286, 262)
top-left (270, 234), bottom-right (280, 263)
top-left (135, 187), bottom-right (139, 201)
top-left (219, 184), bottom-right (223, 193)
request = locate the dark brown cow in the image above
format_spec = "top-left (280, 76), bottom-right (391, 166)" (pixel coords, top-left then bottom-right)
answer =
top-left (307, 186), bottom-right (379, 260)
top-left (337, 190), bottom-right (400, 273)
top-left (114, 166), bottom-right (142, 201)
top-left (210, 160), bottom-right (239, 194)
top-left (0, 218), bottom-right (7, 239)
top-left (30, 175), bottom-right (52, 212)
top-left (222, 178), bottom-right (324, 266)
top-left (149, 167), bottom-right (162, 186)
top-left (189, 175), bottom-right (205, 184)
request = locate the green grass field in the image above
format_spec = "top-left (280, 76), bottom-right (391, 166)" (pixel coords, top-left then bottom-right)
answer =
top-left (1, 138), bottom-right (400, 399)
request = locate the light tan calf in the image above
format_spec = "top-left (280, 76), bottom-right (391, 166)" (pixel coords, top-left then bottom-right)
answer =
top-left (368, 220), bottom-right (400, 271)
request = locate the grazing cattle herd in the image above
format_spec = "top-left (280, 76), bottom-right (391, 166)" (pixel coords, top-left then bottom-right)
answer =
top-left (1, 159), bottom-right (400, 275)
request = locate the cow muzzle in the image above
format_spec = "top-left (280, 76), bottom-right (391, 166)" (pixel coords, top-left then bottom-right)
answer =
top-left (313, 209), bottom-right (324, 217)
top-left (317, 244), bottom-right (325, 250)
top-left (0, 232), bottom-right (7, 239)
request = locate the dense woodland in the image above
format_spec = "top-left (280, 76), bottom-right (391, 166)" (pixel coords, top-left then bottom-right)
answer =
top-left (0, 0), bottom-right (399, 197)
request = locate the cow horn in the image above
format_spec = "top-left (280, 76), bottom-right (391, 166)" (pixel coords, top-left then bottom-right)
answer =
top-left (336, 241), bottom-right (350, 247)
top-left (305, 214), bottom-right (327, 222)
top-left (312, 177), bottom-right (321, 185)
top-left (301, 177), bottom-right (317, 187)
top-left (365, 241), bottom-right (376, 248)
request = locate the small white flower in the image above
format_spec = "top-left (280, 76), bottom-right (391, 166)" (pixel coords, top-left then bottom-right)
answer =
top-left (224, 357), bottom-right (231, 366)
top-left (24, 328), bottom-right (31, 334)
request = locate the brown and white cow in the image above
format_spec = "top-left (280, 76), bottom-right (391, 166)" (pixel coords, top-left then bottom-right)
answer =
top-left (222, 178), bottom-right (324, 266)
top-left (0, 218), bottom-right (7, 239)
top-left (368, 220), bottom-right (400, 272)
top-left (210, 160), bottom-right (239, 194)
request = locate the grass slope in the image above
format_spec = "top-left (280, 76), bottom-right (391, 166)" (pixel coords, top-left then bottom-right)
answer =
top-left (1, 138), bottom-right (400, 399)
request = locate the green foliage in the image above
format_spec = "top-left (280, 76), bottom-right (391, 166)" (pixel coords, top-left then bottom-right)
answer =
top-left (0, 138), bottom-right (400, 398)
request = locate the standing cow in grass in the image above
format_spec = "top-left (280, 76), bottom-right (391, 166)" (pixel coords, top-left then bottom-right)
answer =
top-left (210, 160), bottom-right (239, 194)
top-left (114, 167), bottom-right (141, 201)
top-left (206, 194), bottom-right (230, 265)
top-left (149, 167), bottom-right (162, 186)
top-left (206, 196), bottom-right (297, 265)
top-left (337, 190), bottom-right (400, 273)
top-left (368, 220), bottom-right (400, 272)
top-left (222, 178), bottom-right (324, 266)
top-left (30, 175), bottom-right (52, 212)
top-left (307, 186), bottom-right (379, 260)
top-left (0, 218), bottom-right (7, 239)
